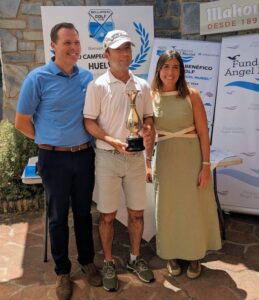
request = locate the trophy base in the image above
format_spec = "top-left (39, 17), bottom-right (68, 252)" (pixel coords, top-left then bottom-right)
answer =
top-left (126, 137), bottom-right (145, 152)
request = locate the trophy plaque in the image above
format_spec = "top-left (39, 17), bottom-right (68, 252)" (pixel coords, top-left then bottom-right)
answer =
top-left (126, 90), bottom-right (145, 152)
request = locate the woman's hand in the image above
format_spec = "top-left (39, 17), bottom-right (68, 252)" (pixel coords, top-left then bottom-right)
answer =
top-left (142, 124), bottom-right (154, 147)
top-left (145, 160), bottom-right (153, 183)
top-left (198, 165), bottom-right (211, 189)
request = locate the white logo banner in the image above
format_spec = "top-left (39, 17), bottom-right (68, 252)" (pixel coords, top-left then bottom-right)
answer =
top-left (147, 38), bottom-right (221, 135)
top-left (41, 6), bottom-right (154, 79)
top-left (212, 34), bottom-right (259, 215)
top-left (41, 6), bottom-right (154, 240)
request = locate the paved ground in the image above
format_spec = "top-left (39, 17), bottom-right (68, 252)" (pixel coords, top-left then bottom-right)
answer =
top-left (0, 205), bottom-right (259, 300)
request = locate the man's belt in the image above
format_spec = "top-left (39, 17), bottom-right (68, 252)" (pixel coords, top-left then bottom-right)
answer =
top-left (38, 142), bottom-right (92, 152)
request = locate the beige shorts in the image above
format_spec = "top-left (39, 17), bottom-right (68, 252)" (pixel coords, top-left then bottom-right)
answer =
top-left (95, 148), bottom-right (147, 213)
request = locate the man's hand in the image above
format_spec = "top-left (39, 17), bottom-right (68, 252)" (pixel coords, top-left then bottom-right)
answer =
top-left (112, 139), bottom-right (131, 154)
top-left (85, 118), bottom-right (131, 154)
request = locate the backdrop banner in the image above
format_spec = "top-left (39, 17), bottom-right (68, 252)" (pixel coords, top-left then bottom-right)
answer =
top-left (212, 34), bottom-right (259, 215)
top-left (138, 38), bottom-right (221, 240)
top-left (41, 6), bottom-right (154, 79)
top-left (41, 6), bottom-right (154, 240)
top-left (147, 38), bottom-right (221, 136)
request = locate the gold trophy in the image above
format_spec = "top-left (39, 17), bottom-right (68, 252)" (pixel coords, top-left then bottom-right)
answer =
top-left (126, 90), bottom-right (145, 152)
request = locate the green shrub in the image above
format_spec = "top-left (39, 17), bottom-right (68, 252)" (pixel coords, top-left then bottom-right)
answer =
top-left (0, 120), bottom-right (43, 213)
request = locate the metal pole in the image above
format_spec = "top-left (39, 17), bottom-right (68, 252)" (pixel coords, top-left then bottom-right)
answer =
top-left (213, 168), bottom-right (226, 240)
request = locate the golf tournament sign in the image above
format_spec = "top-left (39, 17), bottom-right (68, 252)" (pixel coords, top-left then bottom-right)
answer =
top-left (41, 6), bottom-right (154, 79)
top-left (41, 6), bottom-right (154, 239)
top-left (88, 9), bottom-right (114, 43)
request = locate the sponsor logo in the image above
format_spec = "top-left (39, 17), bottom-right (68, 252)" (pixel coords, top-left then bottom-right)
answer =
top-left (206, 3), bottom-right (258, 22)
top-left (205, 91), bottom-right (214, 97)
top-left (227, 54), bottom-right (240, 62)
top-left (225, 80), bottom-right (259, 92)
top-left (240, 190), bottom-right (259, 200)
top-left (129, 22), bottom-right (150, 71)
top-left (88, 9), bottom-right (114, 43)
top-left (218, 190), bottom-right (229, 196)
top-left (226, 44), bottom-right (239, 50)
top-left (223, 106), bottom-right (238, 110)
top-left (221, 126), bottom-right (245, 134)
top-left (224, 54), bottom-right (259, 87)
top-left (218, 168), bottom-right (259, 187)
top-left (240, 152), bottom-right (256, 157)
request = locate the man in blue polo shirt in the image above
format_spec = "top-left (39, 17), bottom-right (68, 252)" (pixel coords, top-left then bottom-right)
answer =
top-left (15, 22), bottom-right (101, 300)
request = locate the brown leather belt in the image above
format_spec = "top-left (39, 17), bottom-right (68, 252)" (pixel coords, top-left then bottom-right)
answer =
top-left (38, 142), bottom-right (91, 152)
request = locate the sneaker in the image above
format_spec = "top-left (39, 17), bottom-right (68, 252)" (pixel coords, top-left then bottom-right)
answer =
top-left (126, 256), bottom-right (155, 283)
top-left (102, 260), bottom-right (119, 292)
top-left (187, 261), bottom-right (202, 279)
top-left (81, 263), bottom-right (102, 287)
top-left (56, 274), bottom-right (72, 300)
top-left (167, 259), bottom-right (181, 276)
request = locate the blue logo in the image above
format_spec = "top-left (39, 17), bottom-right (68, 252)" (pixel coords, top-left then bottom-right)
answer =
top-left (156, 49), bottom-right (165, 56)
top-left (88, 9), bottom-right (114, 43)
top-left (129, 22), bottom-right (150, 71)
top-left (225, 80), bottom-right (259, 92)
top-left (181, 56), bottom-right (193, 63)
top-left (217, 168), bottom-right (259, 187)
top-left (155, 52), bottom-right (194, 64)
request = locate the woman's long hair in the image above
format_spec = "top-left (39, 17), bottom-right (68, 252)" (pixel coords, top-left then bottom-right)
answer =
top-left (151, 50), bottom-right (189, 98)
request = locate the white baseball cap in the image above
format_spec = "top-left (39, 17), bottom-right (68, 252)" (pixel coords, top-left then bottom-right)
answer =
top-left (103, 30), bottom-right (135, 50)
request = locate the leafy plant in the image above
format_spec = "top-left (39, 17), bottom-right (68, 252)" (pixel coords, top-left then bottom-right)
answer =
top-left (0, 120), bottom-right (43, 212)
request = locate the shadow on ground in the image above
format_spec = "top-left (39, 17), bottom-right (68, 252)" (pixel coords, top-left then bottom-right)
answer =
top-left (1, 208), bottom-right (258, 299)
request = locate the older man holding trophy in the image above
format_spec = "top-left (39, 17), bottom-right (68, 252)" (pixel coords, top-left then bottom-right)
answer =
top-left (84, 29), bottom-right (155, 292)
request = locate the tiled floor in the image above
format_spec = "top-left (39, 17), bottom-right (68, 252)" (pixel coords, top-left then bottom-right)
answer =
top-left (0, 206), bottom-right (259, 300)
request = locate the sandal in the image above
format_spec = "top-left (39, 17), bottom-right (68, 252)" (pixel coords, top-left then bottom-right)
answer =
top-left (167, 259), bottom-right (181, 276)
top-left (187, 260), bottom-right (201, 279)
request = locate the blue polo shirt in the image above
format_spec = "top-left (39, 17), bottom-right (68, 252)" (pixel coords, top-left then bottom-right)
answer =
top-left (17, 59), bottom-right (93, 146)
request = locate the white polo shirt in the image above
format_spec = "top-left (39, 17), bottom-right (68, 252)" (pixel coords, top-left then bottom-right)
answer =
top-left (83, 69), bottom-right (153, 150)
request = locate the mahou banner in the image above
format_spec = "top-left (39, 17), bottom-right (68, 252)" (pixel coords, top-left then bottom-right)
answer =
top-left (41, 6), bottom-right (154, 79)
top-left (212, 34), bottom-right (259, 215)
top-left (200, 0), bottom-right (259, 35)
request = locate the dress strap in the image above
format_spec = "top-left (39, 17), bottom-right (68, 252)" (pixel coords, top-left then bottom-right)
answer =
top-left (186, 95), bottom-right (192, 108)
top-left (157, 126), bottom-right (197, 142)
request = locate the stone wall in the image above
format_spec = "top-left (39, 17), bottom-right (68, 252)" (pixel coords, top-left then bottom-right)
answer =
top-left (0, 0), bottom-right (258, 121)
